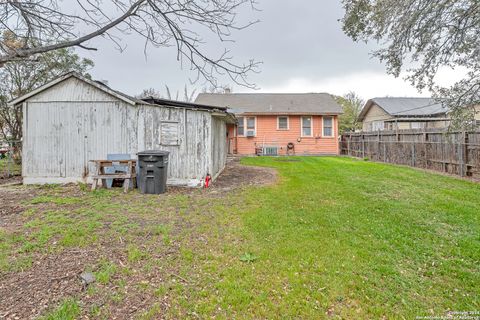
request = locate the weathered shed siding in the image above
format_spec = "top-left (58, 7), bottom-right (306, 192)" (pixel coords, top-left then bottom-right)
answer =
top-left (211, 115), bottom-right (228, 178)
top-left (21, 76), bottom-right (227, 186)
top-left (28, 77), bottom-right (118, 102)
top-left (138, 105), bottom-right (213, 185)
top-left (23, 100), bottom-right (137, 183)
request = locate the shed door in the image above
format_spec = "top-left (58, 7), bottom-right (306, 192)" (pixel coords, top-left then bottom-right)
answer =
top-left (69, 101), bottom-right (126, 178)
top-left (82, 101), bottom-right (127, 176)
top-left (24, 102), bottom-right (67, 177)
top-left (63, 103), bottom-right (87, 178)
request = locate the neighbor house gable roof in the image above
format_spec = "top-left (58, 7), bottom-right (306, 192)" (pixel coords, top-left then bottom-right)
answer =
top-left (358, 97), bottom-right (447, 121)
top-left (194, 93), bottom-right (343, 115)
top-left (9, 72), bottom-right (141, 106)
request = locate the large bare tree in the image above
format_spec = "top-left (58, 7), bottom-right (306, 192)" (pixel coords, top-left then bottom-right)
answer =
top-left (0, 0), bottom-right (260, 87)
top-left (341, 0), bottom-right (479, 128)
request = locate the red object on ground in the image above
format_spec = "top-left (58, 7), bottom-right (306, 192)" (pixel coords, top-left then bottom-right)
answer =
top-left (205, 174), bottom-right (211, 188)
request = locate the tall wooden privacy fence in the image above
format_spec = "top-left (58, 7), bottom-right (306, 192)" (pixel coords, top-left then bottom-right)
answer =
top-left (340, 129), bottom-right (480, 179)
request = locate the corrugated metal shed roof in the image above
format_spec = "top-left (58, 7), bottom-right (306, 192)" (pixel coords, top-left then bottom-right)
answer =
top-left (9, 73), bottom-right (229, 114)
top-left (9, 72), bottom-right (141, 106)
top-left (194, 93), bottom-right (343, 115)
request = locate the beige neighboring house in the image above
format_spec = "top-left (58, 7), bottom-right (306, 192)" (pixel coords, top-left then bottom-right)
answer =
top-left (359, 97), bottom-right (448, 131)
top-left (357, 97), bottom-right (480, 132)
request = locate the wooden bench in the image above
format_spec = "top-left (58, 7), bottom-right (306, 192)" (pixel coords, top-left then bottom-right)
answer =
top-left (90, 160), bottom-right (137, 193)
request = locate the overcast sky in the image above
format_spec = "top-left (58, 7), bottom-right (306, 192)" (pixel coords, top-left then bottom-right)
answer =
top-left (80, 0), bottom-right (454, 100)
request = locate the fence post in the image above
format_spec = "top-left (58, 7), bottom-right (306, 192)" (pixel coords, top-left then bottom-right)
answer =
top-left (377, 131), bottom-right (381, 161)
top-left (441, 134), bottom-right (446, 172)
top-left (465, 132), bottom-right (469, 176)
top-left (381, 131), bottom-right (386, 163)
top-left (459, 132), bottom-right (463, 176)
top-left (347, 134), bottom-right (351, 156)
top-left (411, 142), bottom-right (416, 167)
top-left (424, 132), bottom-right (429, 169)
top-left (459, 131), bottom-right (468, 177)
top-left (362, 135), bottom-right (365, 158)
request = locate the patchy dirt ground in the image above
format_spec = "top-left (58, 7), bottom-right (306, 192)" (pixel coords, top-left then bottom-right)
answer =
top-left (0, 159), bottom-right (276, 319)
top-left (0, 183), bottom-right (37, 229)
top-left (0, 175), bottom-right (22, 186)
top-left (209, 157), bottom-right (277, 191)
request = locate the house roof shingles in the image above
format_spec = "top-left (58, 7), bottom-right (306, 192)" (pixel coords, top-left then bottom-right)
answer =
top-left (369, 97), bottom-right (447, 117)
top-left (194, 93), bottom-right (343, 115)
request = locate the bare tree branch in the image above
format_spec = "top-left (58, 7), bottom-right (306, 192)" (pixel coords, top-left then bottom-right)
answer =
top-left (0, 0), bottom-right (261, 88)
top-left (341, 0), bottom-right (480, 128)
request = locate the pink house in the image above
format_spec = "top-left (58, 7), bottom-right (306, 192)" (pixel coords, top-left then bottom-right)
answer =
top-left (195, 93), bottom-right (343, 156)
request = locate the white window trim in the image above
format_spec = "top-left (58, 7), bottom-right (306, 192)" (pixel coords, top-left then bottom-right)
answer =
top-left (301, 116), bottom-right (313, 137)
top-left (371, 120), bottom-right (385, 131)
top-left (322, 116), bottom-right (334, 137)
top-left (244, 116), bottom-right (257, 137)
top-left (277, 116), bottom-right (289, 130)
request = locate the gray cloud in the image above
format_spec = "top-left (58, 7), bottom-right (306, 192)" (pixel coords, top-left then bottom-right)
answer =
top-left (81, 0), bottom-right (414, 99)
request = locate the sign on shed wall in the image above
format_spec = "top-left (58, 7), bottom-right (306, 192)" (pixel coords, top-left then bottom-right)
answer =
top-left (161, 121), bottom-right (179, 146)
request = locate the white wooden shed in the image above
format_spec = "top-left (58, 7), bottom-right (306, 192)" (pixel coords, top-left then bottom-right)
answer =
top-left (10, 72), bottom-right (234, 186)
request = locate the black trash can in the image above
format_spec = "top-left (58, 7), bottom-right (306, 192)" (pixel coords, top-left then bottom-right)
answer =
top-left (137, 150), bottom-right (170, 194)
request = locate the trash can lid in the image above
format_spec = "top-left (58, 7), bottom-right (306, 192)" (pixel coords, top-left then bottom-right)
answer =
top-left (138, 150), bottom-right (170, 156)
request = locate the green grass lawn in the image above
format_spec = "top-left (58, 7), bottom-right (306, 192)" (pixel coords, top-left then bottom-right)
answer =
top-left (1, 157), bottom-right (479, 319)
top-left (177, 157), bottom-right (480, 319)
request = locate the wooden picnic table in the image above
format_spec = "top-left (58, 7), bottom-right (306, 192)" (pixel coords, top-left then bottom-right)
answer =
top-left (89, 159), bottom-right (137, 193)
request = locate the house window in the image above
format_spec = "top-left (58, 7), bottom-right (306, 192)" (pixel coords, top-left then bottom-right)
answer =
top-left (301, 116), bottom-right (312, 137)
top-left (246, 117), bottom-right (256, 136)
top-left (371, 121), bottom-right (385, 131)
top-left (277, 116), bottom-right (289, 130)
top-left (410, 122), bottom-right (426, 129)
top-left (323, 116), bottom-right (333, 137)
top-left (237, 117), bottom-right (244, 136)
